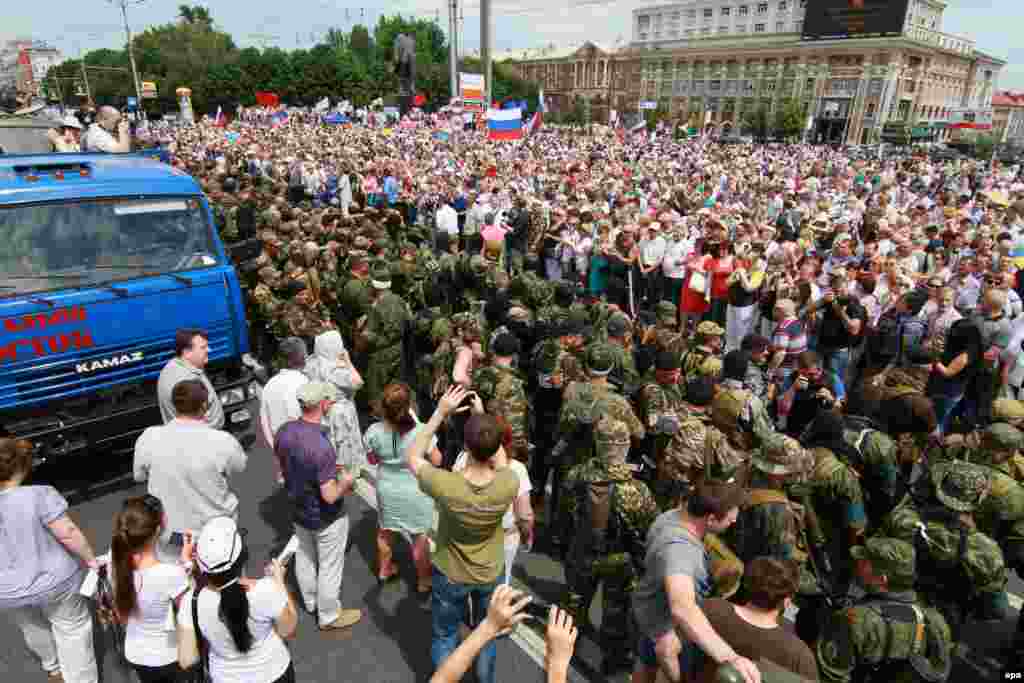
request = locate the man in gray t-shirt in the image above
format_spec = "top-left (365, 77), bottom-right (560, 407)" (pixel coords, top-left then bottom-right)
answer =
top-left (157, 329), bottom-right (224, 429)
top-left (631, 483), bottom-right (761, 683)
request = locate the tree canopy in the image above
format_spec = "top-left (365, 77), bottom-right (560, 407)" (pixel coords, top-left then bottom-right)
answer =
top-left (44, 7), bottom-right (535, 116)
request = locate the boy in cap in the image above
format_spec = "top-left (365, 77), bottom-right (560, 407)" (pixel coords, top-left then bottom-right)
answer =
top-left (274, 381), bottom-right (361, 631)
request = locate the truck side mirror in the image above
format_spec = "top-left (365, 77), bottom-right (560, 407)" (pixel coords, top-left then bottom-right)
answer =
top-left (228, 238), bottom-right (262, 264)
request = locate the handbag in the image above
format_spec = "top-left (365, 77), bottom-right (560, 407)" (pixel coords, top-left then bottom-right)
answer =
top-left (95, 565), bottom-right (126, 662)
top-left (688, 270), bottom-right (707, 294)
top-left (184, 586), bottom-right (210, 683)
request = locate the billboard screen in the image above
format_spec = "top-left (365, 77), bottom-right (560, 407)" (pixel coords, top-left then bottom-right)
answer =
top-left (802, 0), bottom-right (911, 41)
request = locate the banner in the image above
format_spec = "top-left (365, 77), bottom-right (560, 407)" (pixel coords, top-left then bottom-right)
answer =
top-left (460, 73), bottom-right (485, 112)
top-left (255, 91), bottom-right (280, 107)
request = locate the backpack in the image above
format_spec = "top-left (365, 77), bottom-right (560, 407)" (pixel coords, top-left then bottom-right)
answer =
top-left (571, 480), bottom-right (621, 559)
top-left (854, 599), bottom-right (952, 683)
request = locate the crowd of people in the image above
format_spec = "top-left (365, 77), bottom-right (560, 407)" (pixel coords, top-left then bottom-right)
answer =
top-left (6, 105), bottom-right (1024, 683)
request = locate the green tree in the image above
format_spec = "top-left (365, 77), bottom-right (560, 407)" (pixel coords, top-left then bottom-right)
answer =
top-left (349, 25), bottom-right (373, 62)
top-left (743, 105), bottom-right (771, 141)
top-left (178, 5), bottom-right (212, 26)
top-left (973, 132), bottom-right (996, 160)
top-left (774, 98), bottom-right (806, 141)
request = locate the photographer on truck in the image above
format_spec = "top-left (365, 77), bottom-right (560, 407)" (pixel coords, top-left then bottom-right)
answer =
top-left (82, 106), bottom-right (131, 154)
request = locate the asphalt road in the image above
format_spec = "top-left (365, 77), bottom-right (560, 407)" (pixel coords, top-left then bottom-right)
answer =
top-left (2, 409), bottom-right (1020, 682)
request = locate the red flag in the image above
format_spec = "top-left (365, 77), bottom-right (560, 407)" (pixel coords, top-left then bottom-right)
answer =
top-left (413, 93), bottom-right (426, 106)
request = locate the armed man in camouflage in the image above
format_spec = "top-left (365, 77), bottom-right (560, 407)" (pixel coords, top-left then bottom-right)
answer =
top-left (875, 461), bottom-right (1012, 632)
top-left (682, 321), bottom-right (725, 386)
top-left (600, 313), bottom-right (641, 390)
top-left (560, 413), bottom-right (658, 675)
top-left (550, 344), bottom-right (645, 551)
top-left (638, 351), bottom-right (688, 479)
top-left (650, 301), bottom-right (685, 357)
top-left (816, 537), bottom-right (953, 683)
top-left (733, 432), bottom-right (814, 567)
top-left (657, 377), bottom-right (717, 509)
top-left (471, 332), bottom-right (530, 463)
top-left (358, 261), bottom-right (411, 414)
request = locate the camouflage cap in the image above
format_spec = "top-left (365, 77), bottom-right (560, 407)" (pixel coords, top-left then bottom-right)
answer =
top-left (981, 423), bottom-right (1024, 451)
top-left (992, 398), bottom-right (1024, 426)
top-left (655, 301), bottom-right (677, 323)
top-left (751, 433), bottom-right (813, 476)
top-left (850, 537), bottom-right (916, 585)
top-left (586, 343), bottom-right (617, 375)
top-left (931, 461), bottom-right (990, 512)
top-left (696, 320), bottom-right (725, 338)
top-left (595, 415), bottom-right (631, 462)
top-left (370, 260), bottom-right (392, 288)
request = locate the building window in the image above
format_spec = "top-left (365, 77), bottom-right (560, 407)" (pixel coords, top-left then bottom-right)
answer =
top-left (794, 21), bottom-right (802, 32)
top-left (710, 79), bottom-right (722, 91)
top-left (867, 103), bottom-right (876, 116)
top-left (720, 25), bottom-right (729, 33)
top-left (722, 6), bottom-right (731, 16)
top-left (755, 23), bottom-right (765, 32)
top-left (778, 0), bottom-right (787, 9)
top-left (739, 5), bottom-right (749, 16)
top-left (766, 81), bottom-right (777, 91)
top-left (701, 27), bottom-right (712, 35)
top-left (704, 8), bottom-right (713, 18)
top-left (776, 21), bottom-right (785, 32)
top-left (686, 29), bottom-right (695, 36)
top-left (737, 25), bottom-right (747, 32)
top-left (687, 8), bottom-right (696, 19)
top-left (757, 3), bottom-right (768, 14)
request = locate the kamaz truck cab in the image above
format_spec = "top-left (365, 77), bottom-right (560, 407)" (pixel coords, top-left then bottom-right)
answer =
top-left (0, 153), bottom-right (262, 490)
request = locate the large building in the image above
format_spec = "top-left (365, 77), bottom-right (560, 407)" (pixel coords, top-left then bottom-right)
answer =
top-left (501, 0), bottom-right (1005, 144)
top-left (0, 39), bottom-right (63, 100)
top-left (992, 92), bottom-right (1024, 146)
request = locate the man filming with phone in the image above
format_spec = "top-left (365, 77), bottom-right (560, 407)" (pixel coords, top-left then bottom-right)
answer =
top-left (406, 385), bottom-right (519, 683)
top-left (83, 105), bottom-right (132, 153)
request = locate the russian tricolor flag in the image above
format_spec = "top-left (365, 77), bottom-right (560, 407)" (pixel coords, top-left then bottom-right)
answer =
top-left (487, 108), bottom-right (522, 141)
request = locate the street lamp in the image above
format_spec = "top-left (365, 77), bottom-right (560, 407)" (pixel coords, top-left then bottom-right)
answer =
top-left (108, 0), bottom-right (145, 109)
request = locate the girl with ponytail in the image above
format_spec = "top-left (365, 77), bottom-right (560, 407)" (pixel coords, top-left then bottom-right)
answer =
top-left (178, 517), bottom-right (297, 683)
top-left (111, 495), bottom-right (191, 683)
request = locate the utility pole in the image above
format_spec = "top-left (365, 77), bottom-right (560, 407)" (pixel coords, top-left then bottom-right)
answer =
top-left (449, 0), bottom-right (459, 102)
top-left (109, 0), bottom-right (144, 107)
top-left (480, 0), bottom-right (491, 107)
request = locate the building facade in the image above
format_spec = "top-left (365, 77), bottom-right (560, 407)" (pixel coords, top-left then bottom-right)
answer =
top-left (992, 92), bottom-right (1024, 145)
top-left (0, 39), bottom-right (63, 99)
top-left (501, 0), bottom-right (1004, 145)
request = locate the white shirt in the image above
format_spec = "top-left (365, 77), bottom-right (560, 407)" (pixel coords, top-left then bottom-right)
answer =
top-left (124, 563), bottom-right (190, 667)
top-left (181, 579), bottom-right (291, 683)
top-left (435, 204), bottom-right (459, 236)
top-left (662, 240), bottom-right (690, 279)
top-left (452, 455), bottom-right (530, 532)
top-left (259, 369), bottom-right (308, 449)
top-left (84, 123), bottom-right (121, 153)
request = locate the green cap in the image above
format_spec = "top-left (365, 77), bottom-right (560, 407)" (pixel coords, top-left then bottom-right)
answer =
top-left (655, 300), bottom-right (677, 322)
top-left (751, 433), bottom-right (813, 476)
top-left (981, 423), bottom-right (1024, 451)
top-left (586, 343), bottom-right (616, 375)
top-left (931, 461), bottom-right (990, 512)
top-left (370, 260), bottom-right (392, 288)
top-left (850, 537), bottom-right (916, 585)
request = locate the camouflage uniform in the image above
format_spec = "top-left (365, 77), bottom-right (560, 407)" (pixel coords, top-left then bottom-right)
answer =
top-left (733, 433), bottom-right (814, 566)
top-left (710, 377), bottom-right (776, 462)
top-left (816, 538), bottom-right (953, 683)
top-left (840, 419), bottom-right (906, 526)
top-left (472, 363), bottom-right (530, 462)
top-left (339, 274), bottom-right (372, 348)
top-left (681, 321), bottom-right (725, 385)
top-left (658, 408), bottom-right (713, 507)
top-left (559, 383), bottom-right (644, 467)
top-left (361, 263), bottom-right (411, 409)
top-left (876, 462), bottom-right (1011, 629)
top-left (560, 416), bottom-right (658, 674)
top-left (651, 301), bottom-right (685, 356)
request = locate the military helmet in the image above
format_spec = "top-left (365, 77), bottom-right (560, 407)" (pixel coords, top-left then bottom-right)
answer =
top-left (850, 537), bottom-right (916, 586)
top-left (931, 461), bottom-right (990, 512)
top-left (696, 320), bottom-right (725, 338)
top-left (370, 260), bottom-right (392, 288)
top-left (655, 300), bottom-right (677, 323)
top-left (585, 343), bottom-right (616, 375)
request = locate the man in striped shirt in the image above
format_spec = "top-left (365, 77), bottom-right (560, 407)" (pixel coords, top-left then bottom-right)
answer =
top-left (768, 298), bottom-right (807, 392)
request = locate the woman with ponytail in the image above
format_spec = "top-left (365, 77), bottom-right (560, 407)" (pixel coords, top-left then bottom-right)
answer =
top-left (178, 517), bottom-right (297, 683)
top-left (111, 495), bottom-right (190, 683)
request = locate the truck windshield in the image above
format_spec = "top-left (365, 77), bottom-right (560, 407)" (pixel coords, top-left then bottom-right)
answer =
top-left (0, 197), bottom-right (219, 295)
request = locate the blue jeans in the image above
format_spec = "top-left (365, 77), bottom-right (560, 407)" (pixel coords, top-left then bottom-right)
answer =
top-left (821, 347), bottom-right (851, 400)
top-left (933, 393), bottom-right (965, 434)
top-left (431, 567), bottom-right (499, 683)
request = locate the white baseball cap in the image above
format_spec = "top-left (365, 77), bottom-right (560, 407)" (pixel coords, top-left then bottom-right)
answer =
top-left (196, 517), bottom-right (244, 574)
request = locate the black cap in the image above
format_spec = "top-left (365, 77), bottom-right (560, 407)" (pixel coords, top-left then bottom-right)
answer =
top-left (491, 332), bottom-right (521, 357)
top-left (686, 376), bottom-right (716, 406)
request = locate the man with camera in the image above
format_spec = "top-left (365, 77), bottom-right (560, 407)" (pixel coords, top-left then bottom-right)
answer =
top-left (82, 105), bottom-right (132, 154)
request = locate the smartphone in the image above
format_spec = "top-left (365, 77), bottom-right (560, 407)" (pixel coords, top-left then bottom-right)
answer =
top-left (168, 531), bottom-right (185, 549)
top-left (522, 598), bottom-right (552, 623)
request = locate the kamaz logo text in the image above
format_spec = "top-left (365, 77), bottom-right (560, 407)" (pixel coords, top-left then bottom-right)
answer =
top-left (75, 352), bottom-right (144, 374)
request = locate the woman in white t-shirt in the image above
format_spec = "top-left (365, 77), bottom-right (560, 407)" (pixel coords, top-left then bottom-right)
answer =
top-left (178, 517), bottom-right (297, 683)
top-left (111, 495), bottom-right (190, 683)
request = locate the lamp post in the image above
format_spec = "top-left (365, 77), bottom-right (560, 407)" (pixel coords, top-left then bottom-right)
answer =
top-left (109, 0), bottom-right (145, 109)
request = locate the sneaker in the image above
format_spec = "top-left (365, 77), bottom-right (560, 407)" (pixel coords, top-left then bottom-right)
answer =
top-left (320, 609), bottom-right (362, 631)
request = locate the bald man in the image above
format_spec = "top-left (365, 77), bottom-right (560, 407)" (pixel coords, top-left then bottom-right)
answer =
top-left (84, 105), bottom-right (131, 153)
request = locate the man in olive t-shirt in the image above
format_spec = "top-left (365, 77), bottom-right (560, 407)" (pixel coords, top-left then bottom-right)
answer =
top-left (407, 385), bottom-right (519, 683)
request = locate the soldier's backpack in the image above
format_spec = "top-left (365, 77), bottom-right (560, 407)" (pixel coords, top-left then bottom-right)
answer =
top-left (854, 599), bottom-right (952, 683)
top-left (571, 480), bottom-right (621, 559)
top-left (680, 346), bottom-right (713, 398)
top-left (534, 338), bottom-right (563, 389)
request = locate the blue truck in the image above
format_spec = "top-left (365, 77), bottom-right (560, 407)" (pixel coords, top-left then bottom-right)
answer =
top-left (0, 153), bottom-right (263, 488)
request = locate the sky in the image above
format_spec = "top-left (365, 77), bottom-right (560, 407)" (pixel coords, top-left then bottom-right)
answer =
top-left (5, 0), bottom-right (1024, 89)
